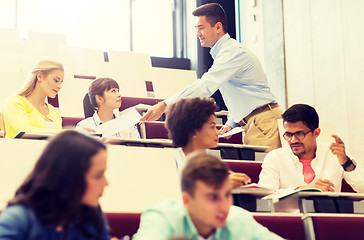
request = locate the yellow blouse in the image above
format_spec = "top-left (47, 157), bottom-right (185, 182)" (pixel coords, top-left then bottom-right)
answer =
top-left (3, 95), bottom-right (62, 138)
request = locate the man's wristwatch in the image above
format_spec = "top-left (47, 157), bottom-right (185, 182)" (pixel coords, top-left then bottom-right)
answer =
top-left (341, 157), bottom-right (356, 171)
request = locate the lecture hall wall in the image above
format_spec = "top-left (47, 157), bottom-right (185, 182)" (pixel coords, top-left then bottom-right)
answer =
top-left (282, 0), bottom-right (364, 162)
top-left (238, 0), bottom-right (364, 161)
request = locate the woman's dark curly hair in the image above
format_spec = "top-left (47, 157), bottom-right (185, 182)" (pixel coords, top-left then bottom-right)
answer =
top-left (165, 97), bottom-right (218, 147)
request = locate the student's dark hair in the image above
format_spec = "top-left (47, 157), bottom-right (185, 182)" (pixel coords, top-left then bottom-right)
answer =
top-left (9, 130), bottom-right (107, 239)
top-left (84, 77), bottom-right (119, 118)
top-left (165, 97), bottom-right (219, 147)
top-left (282, 104), bottom-right (319, 131)
top-left (181, 152), bottom-right (230, 197)
top-left (192, 3), bottom-right (228, 33)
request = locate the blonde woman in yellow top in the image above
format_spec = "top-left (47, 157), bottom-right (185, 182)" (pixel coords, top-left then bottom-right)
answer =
top-left (3, 58), bottom-right (64, 138)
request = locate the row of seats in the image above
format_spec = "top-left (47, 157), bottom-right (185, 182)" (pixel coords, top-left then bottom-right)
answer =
top-left (0, 211), bottom-right (307, 240)
top-left (0, 28), bottom-right (198, 117)
top-left (104, 212), bottom-right (364, 240)
top-left (0, 207), bottom-right (362, 240)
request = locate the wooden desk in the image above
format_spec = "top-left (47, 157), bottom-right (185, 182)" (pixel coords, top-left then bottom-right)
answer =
top-left (108, 137), bottom-right (268, 160)
top-left (0, 138), bottom-right (181, 212)
top-left (273, 191), bottom-right (364, 213)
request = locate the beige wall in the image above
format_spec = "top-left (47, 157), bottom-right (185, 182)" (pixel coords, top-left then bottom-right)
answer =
top-left (283, 0), bottom-right (364, 160)
top-left (237, 0), bottom-right (364, 159)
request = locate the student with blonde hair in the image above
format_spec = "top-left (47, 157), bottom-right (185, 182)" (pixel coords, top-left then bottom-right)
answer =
top-left (3, 58), bottom-right (64, 138)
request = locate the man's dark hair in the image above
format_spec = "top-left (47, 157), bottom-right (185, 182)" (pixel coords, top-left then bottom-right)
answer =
top-left (165, 97), bottom-right (218, 147)
top-left (181, 152), bottom-right (230, 197)
top-left (282, 104), bottom-right (319, 131)
top-left (9, 130), bottom-right (107, 238)
top-left (192, 3), bottom-right (228, 33)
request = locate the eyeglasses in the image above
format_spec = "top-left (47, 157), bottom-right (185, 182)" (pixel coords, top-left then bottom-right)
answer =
top-left (283, 130), bottom-right (313, 141)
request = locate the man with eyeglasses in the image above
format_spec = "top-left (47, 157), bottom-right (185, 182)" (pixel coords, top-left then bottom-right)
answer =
top-left (258, 104), bottom-right (364, 192)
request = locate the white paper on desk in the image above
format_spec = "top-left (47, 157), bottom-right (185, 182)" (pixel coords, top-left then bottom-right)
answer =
top-left (95, 108), bottom-right (141, 138)
top-left (218, 127), bottom-right (243, 138)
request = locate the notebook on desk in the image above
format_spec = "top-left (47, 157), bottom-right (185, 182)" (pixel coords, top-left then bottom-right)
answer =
top-left (233, 183), bottom-right (275, 197)
top-left (14, 131), bottom-right (57, 140)
top-left (14, 131), bottom-right (102, 140)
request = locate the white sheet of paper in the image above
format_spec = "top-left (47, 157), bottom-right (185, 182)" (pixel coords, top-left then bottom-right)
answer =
top-left (95, 108), bottom-right (141, 138)
top-left (218, 127), bottom-right (244, 138)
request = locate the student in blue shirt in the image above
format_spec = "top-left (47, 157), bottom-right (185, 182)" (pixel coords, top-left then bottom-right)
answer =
top-left (77, 78), bottom-right (140, 139)
top-left (141, 3), bottom-right (283, 152)
top-left (0, 130), bottom-right (115, 240)
top-left (133, 152), bottom-right (283, 240)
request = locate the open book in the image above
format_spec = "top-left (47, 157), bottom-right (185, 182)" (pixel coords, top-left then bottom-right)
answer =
top-left (232, 183), bottom-right (275, 196)
top-left (263, 187), bottom-right (322, 203)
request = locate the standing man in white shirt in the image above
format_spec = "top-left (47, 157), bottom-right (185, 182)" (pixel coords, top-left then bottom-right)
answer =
top-left (141, 3), bottom-right (282, 151)
top-left (258, 104), bottom-right (364, 192)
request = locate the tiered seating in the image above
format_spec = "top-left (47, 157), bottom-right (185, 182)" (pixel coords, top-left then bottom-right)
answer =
top-left (62, 117), bottom-right (84, 128)
top-left (140, 121), bottom-right (169, 139)
top-left (309, 214), bottom-right (364, 239)
top-left (253, 213), bottom-right (305, 240)
top-left (139, 121), bottom-right (243, 144)
top-left (119, 97), bottom-right (162, 112)
top-left (150, 67), bottom-right (197, 99)
top-left (103, 212), bottom-right (306, 240)
top-left (104, 212), bottom-right (364, 240)
top-left (0, 139), bottom-right (181, 212)
top-left (224, 160), bottom-right (262, 183)
top-left (106, 51), bottom-right (152, 98)
top-left (105, 212), bottom-right (141, 239)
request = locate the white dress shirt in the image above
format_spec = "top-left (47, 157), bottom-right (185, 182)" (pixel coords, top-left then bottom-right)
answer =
top-left (258, 142), bottom-right (364, 192)
top-left (164, 33), bottom-right (277, 128)
top-left (76, 111), bottom-right (140, 139)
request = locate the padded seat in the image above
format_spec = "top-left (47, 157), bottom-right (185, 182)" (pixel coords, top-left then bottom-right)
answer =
top-left (62, 117), bottom-right (84, 128)
top-left (105, 212), bottom-right (141, 239)
top-left (310, 214), bottom-right (364, 239)
top-left (224, 160), bottom-right (262, 183)
top-left (253, 214), bottom-right (305, 240)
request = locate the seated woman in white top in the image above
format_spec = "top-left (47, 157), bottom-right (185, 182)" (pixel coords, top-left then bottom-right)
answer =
top-left (165, 97), bottom-right (250, 188)
top-left (76, 78), bottom-right (140, 139)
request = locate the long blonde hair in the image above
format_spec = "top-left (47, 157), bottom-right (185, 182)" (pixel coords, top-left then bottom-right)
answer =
top-left (18, 58), bottom-right (64, 97)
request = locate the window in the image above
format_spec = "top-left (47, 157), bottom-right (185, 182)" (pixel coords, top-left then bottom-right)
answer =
top-left (0, 0), bottom-right (182, 57)
top-left (132, 0), bottom-right (174, 57)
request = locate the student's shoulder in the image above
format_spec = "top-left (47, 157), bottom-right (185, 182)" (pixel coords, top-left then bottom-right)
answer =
top-left (228, 205), bottom-right (255, 222)
top-left (5, 94), bottom-right (27, 105)
top-left (75, 117), bottom-right (94, 128)
top-left (0, 204), bottom-right (33, 227)
top-left (3, 95), bottom-right (30, 114)
top-left (264, 147), bottom-right (291, 160)
top-left (142, 200), bottom-right (186, 222)
top-left (146, 199), bottom-right (184, 214)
